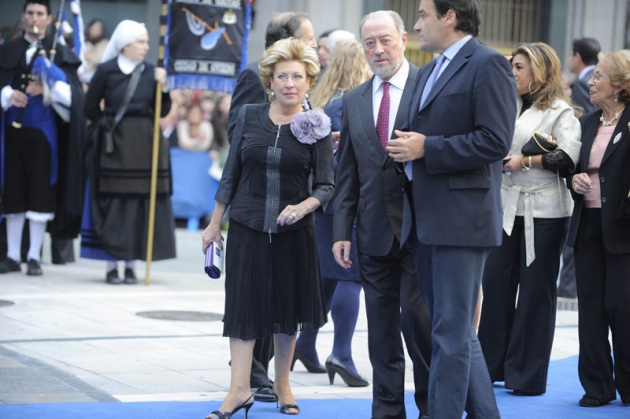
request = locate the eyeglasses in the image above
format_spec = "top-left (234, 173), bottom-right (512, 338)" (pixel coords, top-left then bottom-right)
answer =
top-left (589, 71), bottom-right (606, 83)
top-left (274, 73), bottom-right (306, 84)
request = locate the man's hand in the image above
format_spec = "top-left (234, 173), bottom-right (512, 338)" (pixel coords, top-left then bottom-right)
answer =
top-left (332, 240), bottom-right (353, 269)
top-left (387, 130), bottom-right (426, 162)
top-left (10, 89), bottom-right (29, 108)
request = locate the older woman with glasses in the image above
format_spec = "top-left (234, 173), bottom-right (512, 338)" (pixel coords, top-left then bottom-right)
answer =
top-left (202, 38), bottom-right (334, 418)
top-left (567, 49), bottom-right (630, 408)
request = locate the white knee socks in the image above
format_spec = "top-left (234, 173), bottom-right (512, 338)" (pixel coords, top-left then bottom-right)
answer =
top-left (27, 220), bottom-right (47, 262)
top-left (6, 213), bottom-right (26, 262)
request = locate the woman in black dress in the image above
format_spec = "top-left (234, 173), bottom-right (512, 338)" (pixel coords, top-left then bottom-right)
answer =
top-left (202, 38), bottom-right (334, 418)
top-left (81, 20), bottom-right (175, 284)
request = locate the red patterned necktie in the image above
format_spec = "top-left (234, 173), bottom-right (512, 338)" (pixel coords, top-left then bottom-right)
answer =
top-left (376, 81), bottom-right (390, 150)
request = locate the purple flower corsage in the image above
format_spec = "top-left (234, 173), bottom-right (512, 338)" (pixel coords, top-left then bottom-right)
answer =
top-left (290, 109), bottom-right (331, 145)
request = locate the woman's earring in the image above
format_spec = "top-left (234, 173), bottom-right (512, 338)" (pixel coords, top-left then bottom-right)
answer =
top-left (270, 90), bottom-right (276, 99)
top-left (528, 81), bottom-right (535, 94)
top-left (614, 93), bottom-right (619, 102)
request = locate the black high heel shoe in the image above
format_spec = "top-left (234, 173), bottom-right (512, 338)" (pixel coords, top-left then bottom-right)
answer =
top-left (325, 354), bottom-right (369, 387)
top-left (273, 388), bottom-right (300, 415)
top-left (290, 349), bottom-right (326, 373)
top-left (206, 394), bottom-right (254, 419)
top-left (277, 400), bottom-right (300, 415)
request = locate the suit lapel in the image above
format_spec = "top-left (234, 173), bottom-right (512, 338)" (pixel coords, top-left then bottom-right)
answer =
top-left (359, 79), bottom-right (384, 153)
top-left (394, 64), bottom-right (419, 131)
top-left (411, 64), bottom-right (431, 115)
top-left (419, 38), bottom-right (477, 113)
top-left (601, 106), bottom-right (630, 166)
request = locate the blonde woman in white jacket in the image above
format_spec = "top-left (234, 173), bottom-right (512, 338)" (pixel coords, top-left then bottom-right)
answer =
top-left (478, 42), bottom-right (582, 396)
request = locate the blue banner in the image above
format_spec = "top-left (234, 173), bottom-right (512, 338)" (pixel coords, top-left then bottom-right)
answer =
top-left (161, 0), bottom-right (252, 93)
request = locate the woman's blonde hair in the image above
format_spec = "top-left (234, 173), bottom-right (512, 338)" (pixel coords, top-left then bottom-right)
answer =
top-left (310, 41), bottom-right (372, 109)
top-left (259, 38), bottom-right (320, 100)
top-left (512, 42), bottom-right (582, 116)
top-left (597, 50), bottom-right (630, 104)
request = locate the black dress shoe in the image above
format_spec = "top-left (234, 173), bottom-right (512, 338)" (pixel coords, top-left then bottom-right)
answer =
top-left (0, 258), bottom-right (22, 274)
top-left (622, 394), bottom-right (630, 405)
top-left (251, 384), bottom-right (277, 402)
top-left (105, 269), bottom-right (122, 284)
top-left (512, 389), bottom-right (543, 396)
top-left (579, 396), bottom-right (605, 407)
top-left (291, 348), bottom-right (326, 373)
top-left (0, 258), bottom-right (21, 274)
top-left (123, 268), bottom-right (137, 284)
top-left (26, 259), bottom-right (43, 276)
top-left (325, 354), bottom-right (368, 387)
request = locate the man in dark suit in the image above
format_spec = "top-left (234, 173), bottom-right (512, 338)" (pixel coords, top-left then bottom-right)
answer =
top-left (224, 11), bottom-right (317, 403)
top-left (569, 37), bottom-right (600, 114)
top-left (387, 1), bottom-right (516, 417)
top-left (557, 37), bottom-right (601, 299)
top-left (227, 12), bottom-right (316, 140)
top-left (333, 10), bottom-right (432, 418)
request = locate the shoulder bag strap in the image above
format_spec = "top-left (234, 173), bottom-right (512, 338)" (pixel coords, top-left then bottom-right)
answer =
top-left (104, 63), bottom-right (145, 154)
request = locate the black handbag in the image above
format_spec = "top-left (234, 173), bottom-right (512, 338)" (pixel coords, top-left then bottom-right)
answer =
top-left (521, 131), bottom-right (558, 155)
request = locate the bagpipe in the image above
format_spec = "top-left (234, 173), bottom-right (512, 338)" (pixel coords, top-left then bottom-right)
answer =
top-left (13, 0), bottom-right (67, 129)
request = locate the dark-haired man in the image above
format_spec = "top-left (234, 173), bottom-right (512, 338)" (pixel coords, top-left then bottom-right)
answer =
top-left (387, 0), bottom-right (516, 417)
top-left (227, 12), bottom-right (316, 141)
top-left (0, 0), bottom-right (85, 275)
top-left (569, 37), bottom-right (601, 114)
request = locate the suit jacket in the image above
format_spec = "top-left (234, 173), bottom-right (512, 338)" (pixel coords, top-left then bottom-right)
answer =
top-left (227, 61), bottom-right (267, 141)
top-left (567, 106), bottom-right (630, 254)
top-left (571, 69), bottom-right (598, 113)
top-left (402, 38), bottom-right (516, 247)
top-left (333, 63), bottom-right (419, 256)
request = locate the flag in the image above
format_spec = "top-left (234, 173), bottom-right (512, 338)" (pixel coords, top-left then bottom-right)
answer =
top-left (54, 8), bottom-right (68, 46)
top-left (161, 0), bottom-right (252, 93)
top-left (69, 0), bottom-right (85, 70)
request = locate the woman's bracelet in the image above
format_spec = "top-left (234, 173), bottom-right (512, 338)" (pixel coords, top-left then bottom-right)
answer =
top-left (521, 155), bottom-right (530, 171)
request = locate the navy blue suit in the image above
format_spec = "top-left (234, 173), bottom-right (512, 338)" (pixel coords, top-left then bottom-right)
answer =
top-left (402, 38), bottom-right (516, 418)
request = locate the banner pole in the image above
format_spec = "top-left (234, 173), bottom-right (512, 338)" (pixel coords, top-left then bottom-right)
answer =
top-left (145, 0), bottom-right (169, 286)
top-left (145, 84), bottom-right (162, 286)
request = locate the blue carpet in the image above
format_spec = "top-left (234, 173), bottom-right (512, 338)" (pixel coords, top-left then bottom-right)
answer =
top-left (0, 356), bottom-right (627, 418)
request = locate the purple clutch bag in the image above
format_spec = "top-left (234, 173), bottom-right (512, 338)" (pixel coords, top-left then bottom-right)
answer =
top-left (205, 240), bottom-right (223, 279)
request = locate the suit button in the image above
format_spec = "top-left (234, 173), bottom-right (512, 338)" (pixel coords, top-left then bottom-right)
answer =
top-left (600, 177), bottom-right (605, 182)
top-left (602, 197), bottom-right (607, 203)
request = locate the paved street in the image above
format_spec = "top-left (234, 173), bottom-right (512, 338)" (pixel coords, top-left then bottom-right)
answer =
top-left (0, 228), bottom-right (580, 405)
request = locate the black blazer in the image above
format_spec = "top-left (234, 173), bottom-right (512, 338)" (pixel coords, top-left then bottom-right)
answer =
top-left (567, 106), bottom-right (630, 254)
top-left (333, 63), bottom-right (419, 256)
top-left (227, 61), bottom-right (267, 141)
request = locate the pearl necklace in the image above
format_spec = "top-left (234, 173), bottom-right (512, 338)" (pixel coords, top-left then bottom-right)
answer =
top-left (600, 106), bottom-right (625, 127)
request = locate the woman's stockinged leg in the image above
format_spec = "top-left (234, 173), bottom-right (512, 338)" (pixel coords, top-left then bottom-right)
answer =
top-left (217, 338), bottom-right (255, 412)
top-left (331, 280), bottom-right (362, 375)
top-left (274, 333), bottom-right (299, 413)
